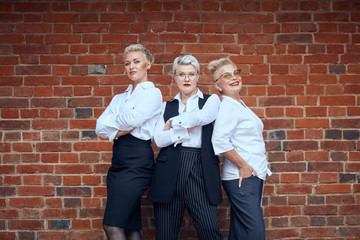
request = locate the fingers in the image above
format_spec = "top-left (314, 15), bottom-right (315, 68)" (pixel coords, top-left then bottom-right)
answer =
top-left (253, 169), bottom-right (258, 176)
top-left (238, 176), bottom-right (243, 187)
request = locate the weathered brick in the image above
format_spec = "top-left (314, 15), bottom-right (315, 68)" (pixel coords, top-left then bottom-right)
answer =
top-left (268, 130), bottom-right (285, 140)
top-left (49, 220), bottom-right (70, 230)
top-left (56, 187), bottom-right (91, 197)
top-left (343, 130), bottom-right (359, 140)
top-left (310, 216), bottom-right (326, 226)
top-left (18, 232), bottom-right (35, 240)
top-left (325, 129), bottom-right (342, 139)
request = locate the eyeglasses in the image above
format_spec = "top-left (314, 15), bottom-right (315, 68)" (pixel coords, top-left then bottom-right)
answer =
top-left (175, 72), bottom-right (198, 80)
top-left (214, 69), bottom-right (241, 82)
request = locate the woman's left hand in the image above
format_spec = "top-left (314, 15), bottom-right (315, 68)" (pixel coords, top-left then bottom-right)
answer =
top-left (238, 163), bottom-right (257, 187)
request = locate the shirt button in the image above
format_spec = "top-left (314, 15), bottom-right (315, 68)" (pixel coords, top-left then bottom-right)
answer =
top-left (178, 136), bottom-right (180, 139)
top-left (179, 121), bottom-right (182, 124)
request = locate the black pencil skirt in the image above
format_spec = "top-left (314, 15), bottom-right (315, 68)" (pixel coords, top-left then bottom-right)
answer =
top-left (103, 134), bottom-right (154, 230)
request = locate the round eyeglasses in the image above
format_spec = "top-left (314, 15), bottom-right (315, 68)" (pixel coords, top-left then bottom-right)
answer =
top-left (175, 72), bottom-right (198, 80)
top-left (215, 69), bottom-right (241, 82)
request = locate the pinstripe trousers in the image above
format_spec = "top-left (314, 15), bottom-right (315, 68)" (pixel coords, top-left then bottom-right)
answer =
top-left (154, 147), bottom-right (223, 240)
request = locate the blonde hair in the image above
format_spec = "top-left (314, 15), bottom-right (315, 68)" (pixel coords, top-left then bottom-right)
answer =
top-left (172, 55), bottom-right (200, 74)
top-left (124, 44), bottom-right (152, 63)
top-left (207, 58), bottom-right (236, 82)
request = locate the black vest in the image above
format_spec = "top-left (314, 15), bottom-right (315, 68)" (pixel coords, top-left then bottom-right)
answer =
top-left (147, 94), bottom-right (222, 205)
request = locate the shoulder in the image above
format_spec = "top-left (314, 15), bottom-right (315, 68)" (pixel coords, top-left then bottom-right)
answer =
top-left (111, 92), bottom-right (125, 102)
top-left (219, 97), bottom-right (236, 111)
top-left (143, 84), bottom-right (162, 97)
top-left (208, 94), bottom-right (220, 102)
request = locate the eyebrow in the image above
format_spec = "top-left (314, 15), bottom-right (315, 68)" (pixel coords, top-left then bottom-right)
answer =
top-left (125, 58), bottom-right (141, 64)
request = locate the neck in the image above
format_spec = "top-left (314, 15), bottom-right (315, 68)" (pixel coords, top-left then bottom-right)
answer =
top-left (180, 90), bottom-right (197, 105)
top-left (131, 79), bottom-right (147, 93)
top-left (224, 93), bottom-right (241, 102)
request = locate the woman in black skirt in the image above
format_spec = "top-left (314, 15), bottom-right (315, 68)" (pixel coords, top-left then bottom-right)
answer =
top-left (96, 44), bottom-right (163, 240)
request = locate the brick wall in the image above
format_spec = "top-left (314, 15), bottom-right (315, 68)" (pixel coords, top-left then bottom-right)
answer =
top-left (1, 0), bottom-right (359, 239)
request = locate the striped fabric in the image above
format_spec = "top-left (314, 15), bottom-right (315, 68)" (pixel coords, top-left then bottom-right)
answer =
top-left (154, 147), bottom-right (222, 240)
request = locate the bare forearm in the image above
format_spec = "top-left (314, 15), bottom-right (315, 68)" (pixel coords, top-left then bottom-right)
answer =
top-left (221, 149), bottom-right (247, 168)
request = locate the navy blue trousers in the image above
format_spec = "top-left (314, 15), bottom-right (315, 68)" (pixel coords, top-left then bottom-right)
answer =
top-left (154, 147), bottom-right (222, 240)
top-left (222, 176), bottom-right (265, 240)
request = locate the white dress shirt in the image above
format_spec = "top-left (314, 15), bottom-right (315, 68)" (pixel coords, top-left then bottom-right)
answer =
top-left (95, 81), bottom-right (163, 142)
top-left (212, 96), bottom-right (271, 180)
top-left (154, 89), bottom-right (220, 148)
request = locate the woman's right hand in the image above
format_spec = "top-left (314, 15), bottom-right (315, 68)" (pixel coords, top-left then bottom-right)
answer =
top-left (115, 130), bottom-right (133, 138)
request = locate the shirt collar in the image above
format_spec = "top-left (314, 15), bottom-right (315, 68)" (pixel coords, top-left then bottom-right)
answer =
top-left (173, 88), bottom-right (203, 102)
top-left (125, 81), bottom-right (155, 93)
top-left (222, 95), bottom-right (246, 107)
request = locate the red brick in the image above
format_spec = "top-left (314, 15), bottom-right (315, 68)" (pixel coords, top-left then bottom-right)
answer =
top-left (9, 197), bottom-right (43, 207)
top-left (63, 176), bottom-right (81, 186)
top-left (320, 173), bottom-right (338, 183)
top-left (43, 13), bottom-right (78, 22)
top-left (237, 34), bottom-right (273, 44)
top-left (179, 1), bottom-right (199, 10)
top-left (345, 163), bottom-right (360, 172)
top-left (0, 65), bottom-right (14, 75)
top-left (12, 143), bottom-right (33, 152)
top-left (264, 206), bottom-right (301, 216)
top-left (82, 176), bottom-right (101, 185)
top-left (136, 11), bottom-right (173, 22)
top-left (295, 118), bottom-right (329, 128)
top-left (45, 34), bottom-right (81, 44)
top-left (266, 229), bottom-right (299, 239)
top-left (15, 66), bottom-right (50, 75)
top-left (14, 2), bottom-right (49, 11)
top-left (305, 151), bottom-right (329, 161)
top-left (315, 184), bottom-right (351, 194)
top-left (67, 231), bottom-right (103, 240)
top-left (73, 142), bottom-right (112, 152)
top-left (16, 163), bottom-right (53, 173)
top-left (62, 76), bottom-right (99, 86)
top-left (1, 109), bottom-right (19, 119)
top-left (35, 142), bottom-right (71, 152)
top-left (83, 198), bottom-right (101, 208)
top-left (9, 220), bottom-right (44, 230)
top-left (72, 219), bottom-right (91, 229)
top-left (18, 186), bottom-right (54, 196)
top-left (41, 209), bottom-right (77, 219)
top-left (185, 44), bottom-right (222, 53)
top-left (4, 175), bottom-right (21, 185)
top-left (0, 120), bottom-right (30, 130)
top-left (301, 227), bottom-right (337, 238)
top-left (277, 184), bottom-right (312, 194)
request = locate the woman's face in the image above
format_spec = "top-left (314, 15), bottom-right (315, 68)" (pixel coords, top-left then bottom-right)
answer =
top-left (215, 64), bottom-right (242, 96)
top-left (124, 51), bottom-right (151, 84)
top-left (174, 64), bottom-right (199, 97)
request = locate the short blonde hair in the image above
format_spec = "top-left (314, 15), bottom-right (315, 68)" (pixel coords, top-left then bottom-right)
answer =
top-left (124, 44), bottom-right (152, 63)
top-left (172, 55), bottom-right (200, 74)
top-left (207, 58), bottom-right (236, 82)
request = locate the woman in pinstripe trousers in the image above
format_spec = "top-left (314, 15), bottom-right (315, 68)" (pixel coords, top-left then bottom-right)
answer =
top-left (147, 55), bottom-right (223, 240)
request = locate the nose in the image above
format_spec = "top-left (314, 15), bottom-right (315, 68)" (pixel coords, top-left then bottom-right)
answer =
top-left (184, 75), bottom-right (191, 82)
top-left (129, 62), bottom-right (135, 69)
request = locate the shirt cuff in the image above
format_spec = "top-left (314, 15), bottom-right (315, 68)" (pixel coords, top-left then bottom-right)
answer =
top-left (108, 130), bottom-right (118, 142)
top-left (171, 115), bottom-right (190, 129)
top-left (170, 127), bottom-right (189, 144)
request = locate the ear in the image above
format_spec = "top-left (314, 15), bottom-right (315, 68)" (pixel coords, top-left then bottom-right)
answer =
top-left (146, 62), bottom-right (151, 70)
top-left (214, 83), bottom-right (222, 92)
